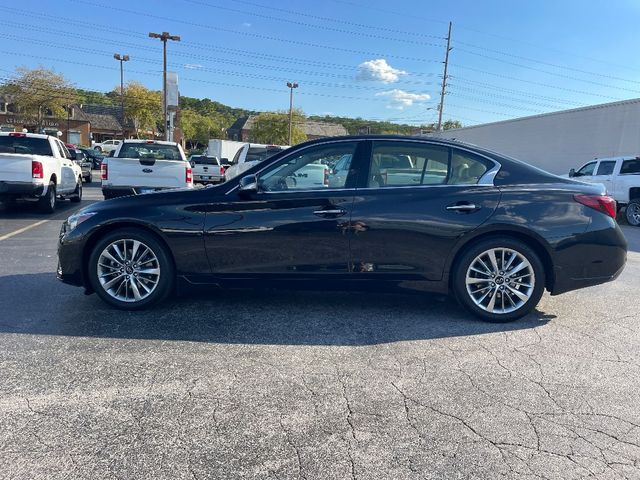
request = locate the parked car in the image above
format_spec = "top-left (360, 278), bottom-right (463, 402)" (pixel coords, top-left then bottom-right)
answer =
top-left (100, 139), bottom-right (194, 199)
top-left (569, 156), bottom-right (640, 226)
top-left (58, 135), bottom-right (626, 322)
top-left (93, 139), bottom-right (121, 154)
top-left (78, 147), bottom-right (104, 169)
top-left (0, 132), bottom-right (83, 212)
top-left (69, 149), bottom-right (93, 183)
top-left (189, 155), bottom-right (225, 184)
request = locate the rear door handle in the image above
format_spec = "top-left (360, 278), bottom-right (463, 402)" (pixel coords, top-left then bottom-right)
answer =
top-left (446, 203), bottom-right (478, 212)
top-left (313, 208), bottom-right (347, 217)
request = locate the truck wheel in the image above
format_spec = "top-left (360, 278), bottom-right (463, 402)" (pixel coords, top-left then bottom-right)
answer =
top-left (37, 182), bottom-right (56, 213)
top-left (452, 237), bottom-right (545, 323)
top-left (71, 178), bottom-right (82, 203)
top-left (626, 201), bottom-right (640, 226)
top-left (88, 228), bottom-right (175, 310)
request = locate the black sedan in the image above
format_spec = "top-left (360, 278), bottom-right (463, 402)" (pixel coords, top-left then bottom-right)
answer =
top-left (77, 147), bottom-right (105, 169)
top-left (57, 136), bottom-right (627, 322)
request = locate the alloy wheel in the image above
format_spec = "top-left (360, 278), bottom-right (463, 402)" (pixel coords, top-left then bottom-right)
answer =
top-left (627, 203), bottom-right (640, 226)
top-left (97, 239), bottom-right (161, 302)
top-left (465, 248), bottom-right (535, 314)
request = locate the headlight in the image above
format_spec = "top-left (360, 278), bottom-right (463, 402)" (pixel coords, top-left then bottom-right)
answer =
top-left (66, 212), bottom-right (97, 231)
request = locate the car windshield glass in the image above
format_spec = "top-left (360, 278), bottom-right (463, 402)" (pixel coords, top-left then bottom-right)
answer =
top-left (118, 143), bottom-right (182, 160)
top-left (192, 156), bottom-right (218, 165)
top-left (0, 136), bottom-right (53, 156)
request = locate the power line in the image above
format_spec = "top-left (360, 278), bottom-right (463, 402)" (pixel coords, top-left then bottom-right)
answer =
top-left (447, 86), bottom-right (584, 111)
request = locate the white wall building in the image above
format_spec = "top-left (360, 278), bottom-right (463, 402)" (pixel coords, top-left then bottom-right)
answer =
top-left (430, 98), bottom-right (640, 175)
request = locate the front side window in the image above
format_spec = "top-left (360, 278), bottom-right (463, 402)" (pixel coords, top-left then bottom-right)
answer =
top-left (368, 141), bottom-right (449, 187)
top-left (259, 142), bottom-right (357, 192)
top-left (620, 159), bottom-right (640, 175)
top-left (576, 162), bottom-right (596, 176)
top-left (596, 161), bottom-right (616, 176)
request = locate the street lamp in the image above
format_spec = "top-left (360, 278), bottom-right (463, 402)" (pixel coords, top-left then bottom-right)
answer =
top-left (149, 32), bottom-right (181, 140)
top-left (113, 54), bottom-right (130, 139)
top-left (286, 82), bottom-right (299, 145)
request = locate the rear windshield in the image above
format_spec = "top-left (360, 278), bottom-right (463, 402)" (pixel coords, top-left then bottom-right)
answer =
top-left (118, 143), bottom-right (182, 160)
top-left (192, 156), bottom-right (219, 165)
top-left (0, 136), bottom-right (53, 156)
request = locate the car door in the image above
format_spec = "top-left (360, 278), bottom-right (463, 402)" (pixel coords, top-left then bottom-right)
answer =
top-left (590, 159), bottom-right (617, 195)
top-left (348, 140), bottom-right (501, 281)
top-left (572, 161), bottom-right (597, 183)
top-left (202, 140), bottom-right (363, 276)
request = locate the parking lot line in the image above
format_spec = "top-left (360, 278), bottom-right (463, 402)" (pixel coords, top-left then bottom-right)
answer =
top-left (0, 220), bottom-right (49, 242)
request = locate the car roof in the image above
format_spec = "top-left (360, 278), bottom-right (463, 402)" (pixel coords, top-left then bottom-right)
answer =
top-left (122, 140), bottom-right (179, 146)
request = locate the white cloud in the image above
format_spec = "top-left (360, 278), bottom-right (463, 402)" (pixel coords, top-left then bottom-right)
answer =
top-left (242, 22), bottom-right (252, 27)
top-left (184, 64), bottom-right (203, 70)
top-left (357, 59), bottom-right (407, 84)
top-left (375, 89), bottom-right (431, 110)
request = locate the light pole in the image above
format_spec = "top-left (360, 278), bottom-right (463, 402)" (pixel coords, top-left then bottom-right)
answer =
top-left (286, 82), bottom-right (298, 145)
top-left (113, 54), bottom-right (130, 139)
top-left (149, 32), bottom-right (181, 140)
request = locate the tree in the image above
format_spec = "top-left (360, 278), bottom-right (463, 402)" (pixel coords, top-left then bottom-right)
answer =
top-left (117, 81), bottom-right (162, 138)
top-left (2, 67), bottom-right (77, 131)
top-left (443, 119), bottom-right (463, 130)
top-left (250, 111), bottom-right (307, 145)
top-left (180, 109), bottom-right (227, 149)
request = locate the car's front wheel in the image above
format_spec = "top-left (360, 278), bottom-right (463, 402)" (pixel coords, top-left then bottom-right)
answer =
top-left (88, 229), bottom-right (175, 309)
top-left (626, 201), bottom-right (640, 226)
top-left (453, 238), bottom-right (545, 322)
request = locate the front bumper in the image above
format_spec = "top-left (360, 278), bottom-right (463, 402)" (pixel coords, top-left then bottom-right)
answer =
top-left (57, 222), bottom-right (86, 287)
top-left (0, 181), bottom-right (45, 198)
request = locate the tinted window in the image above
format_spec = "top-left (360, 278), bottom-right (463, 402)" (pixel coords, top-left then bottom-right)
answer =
top-left (0, 136), bottom-right (53, 156)
top-left (246, 147), bottom-right (282, 162)
top-left (192, 156), bottom-right (219, 165)
top-left (117, 143), bottom-right (182, 160)
top-left (259, 142), bottom-right (356, 192)
top-left (449, 150), bottom-right (491, 185)
top-left (596, 161), bottom-right (616, 176)
top-left (576, 162), bottom-right (596, 176)
top-left (620, 159), bottom-right (640, 175)
top-left (368, 141), bottom-right (449, 187)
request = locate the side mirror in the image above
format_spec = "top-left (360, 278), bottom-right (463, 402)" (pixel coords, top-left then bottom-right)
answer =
top-left (569, 168), bottom-right (576, 178)
top-left (238, 174), bottom-right (258, 196)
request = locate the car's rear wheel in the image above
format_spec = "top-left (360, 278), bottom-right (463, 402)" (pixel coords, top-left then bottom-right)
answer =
top-left (626, 201), bottom-right (640, 226)
top-left (453, 238), bottom-right (545, 322)
top-left (71, 178), bottom-right (82, 203)
top-left (37, 182), bottom-right (56, 213)
top-left (88, 229), bottom-right (174, 309)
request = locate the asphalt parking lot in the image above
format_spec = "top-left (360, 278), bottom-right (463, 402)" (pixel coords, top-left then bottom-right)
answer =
top-left (1, 180), bottom-right (639, 480)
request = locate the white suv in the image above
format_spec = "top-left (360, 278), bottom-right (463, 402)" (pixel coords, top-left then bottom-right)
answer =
top-left (94, 139), bottom-right (121, 154)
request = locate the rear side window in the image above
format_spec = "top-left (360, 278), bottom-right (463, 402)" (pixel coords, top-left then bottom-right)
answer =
top-left (596, 161), bottom-right (616, 175)
top-left (368, 141), bottom-right (449, 187)
top-left (449, 150), bottom-right (491, 185)
top-left (0, 136), bottom-right (53, 156)
top-left (118, 143), bottom-right (182, 160)
top-left (620, 159), bottom-right (640, 175)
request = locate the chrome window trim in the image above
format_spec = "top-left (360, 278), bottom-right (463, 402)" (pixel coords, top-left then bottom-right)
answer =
top-left (223, 137), bottom-right (502, 195)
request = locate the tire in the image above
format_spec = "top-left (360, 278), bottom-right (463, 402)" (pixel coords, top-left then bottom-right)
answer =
top-left (452, 237), bottom-right (545, 322)
top-left (88, 228), bottom-right (175, 310)
top-left (95, 146), bottom-right (102, 152)
top-left (87, 174), bottom-right (92, 183)
top-left (71, 178), bottom-right (82, 203)
top-left (37, 182), bottom-right (56, 213)
top-left (626, 201), bottom-right (640, 226)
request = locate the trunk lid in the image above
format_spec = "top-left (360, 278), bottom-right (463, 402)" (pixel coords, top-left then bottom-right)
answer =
top-left (105, 157), bottom-right (189, 189)
top-left (0, 154), bottom-right (36, 183)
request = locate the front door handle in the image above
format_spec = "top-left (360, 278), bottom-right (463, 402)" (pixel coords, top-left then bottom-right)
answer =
top-left (446, 203), bottom-right (478, 212)
top-left (313, 208), bottom-right (347, 217)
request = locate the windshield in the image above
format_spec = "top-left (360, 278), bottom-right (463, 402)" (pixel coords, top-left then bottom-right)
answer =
top-left (0, 136), bottom-right (53, 156)
top-left (117, 143), bottom-right (182, 160)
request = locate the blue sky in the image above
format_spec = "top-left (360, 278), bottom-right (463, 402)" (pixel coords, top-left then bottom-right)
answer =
top-left (1, 0), bottom-right (640, 126)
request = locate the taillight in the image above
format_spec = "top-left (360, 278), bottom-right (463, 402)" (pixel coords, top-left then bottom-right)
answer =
top-left (32, 161), bottom-right (43, 179)
top-left (101, 163), bottom-right (108, 180)
top-left (574, 194), bottom-right (617, 219)
top-left (323, 168), bottom-right (329, 187)
top-left (220, 166), bottom-right (225, 176)
top-left (10, 132), bottom-right (26, 137)
top-left (186, 167), bottom-right (193, 183)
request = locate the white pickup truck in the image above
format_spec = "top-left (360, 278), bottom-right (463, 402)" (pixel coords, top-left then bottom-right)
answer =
top-left (101, 139), bottom-right (194, 199)
top-left (0, 132), bottom-right (83, 212)
top-left (569, 156), bottom-right (640, 226)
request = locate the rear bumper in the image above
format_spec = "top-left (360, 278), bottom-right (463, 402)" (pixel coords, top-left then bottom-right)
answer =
top-left (0, 181), bottom-right (45, 198)
top-left (551, 221), bottom-right (627, 295)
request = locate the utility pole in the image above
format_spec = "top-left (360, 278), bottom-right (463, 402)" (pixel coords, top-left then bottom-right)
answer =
top-left (149, 32), bottom-right (180, 140)
top-left (113, 54), bottom-right (130, 139)
top-left (437, 21), bottom-right (452, 132)
top-left (286, 81), bottom-right (299, 145)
